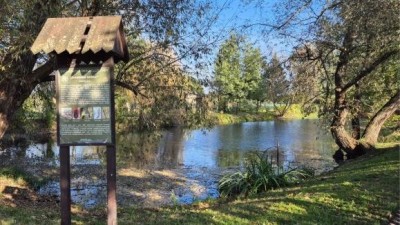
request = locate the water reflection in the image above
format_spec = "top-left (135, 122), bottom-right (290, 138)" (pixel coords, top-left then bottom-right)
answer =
top-left (156, 127), bottom-right (185, 168)
top-left (2, 120), bottom-right (336, 171)
top-left (116, 128), bottom-right (185, 169)
top-left (182, 120), bottom-right (336, 171)
top-left (1, 120), bottom-right (338, 207)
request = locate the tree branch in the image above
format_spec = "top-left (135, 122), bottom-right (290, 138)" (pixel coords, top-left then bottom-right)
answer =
top-left (342, 49), bottom-right (399, 92)
top-left (362, 90), bottom-right (400, 143)
top-left (114, 80), bottom-right (143, 97)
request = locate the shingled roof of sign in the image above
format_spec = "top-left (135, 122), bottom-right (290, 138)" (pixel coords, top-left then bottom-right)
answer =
top-left (31, 16), bottom-right (129, 63)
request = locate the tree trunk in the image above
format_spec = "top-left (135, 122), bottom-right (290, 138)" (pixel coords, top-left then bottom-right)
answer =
top-left (0, 58), bottom-right (54, 140)
top-left (331, 89), bottom-right (400, 159)
top-left (351, 117), bottom-right (361, 139)
top-left (331, 118), bottom-right (358, 154)
top-left (255, 101), bottom-right (260, 112)
top-left (0, 79), bottom-right (32, 139)
top-left (329, 29), bottom-right (367, 159)
top-left (330, 84), bottom-right (360, 158)
top-left (331, 112), bottom-right (366, 159)
top-left (0, 114), bottom-right (8, 140)
top-left (363, 90), bottom-right (400, 144)
top-left (351, 82), bottom-right (361, 139)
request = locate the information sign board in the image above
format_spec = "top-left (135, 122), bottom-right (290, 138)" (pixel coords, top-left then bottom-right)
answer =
top-left (57, 66), bottom-right (113, 145)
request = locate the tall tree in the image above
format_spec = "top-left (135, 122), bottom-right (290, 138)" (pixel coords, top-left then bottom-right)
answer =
top-left (214, 34), bottom-right (265, 113)
top-left (264, 54), bottom-right (292, 117)
top-left (214, 33), bottom-right (243, 112)
top-left (243, 43), bottom-right (264, 111)
top-left (272, 0), bottom-right (399, 157)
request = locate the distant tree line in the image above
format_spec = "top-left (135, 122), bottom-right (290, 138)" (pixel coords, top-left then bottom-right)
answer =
top-left (212, 33), bottom-right (293, 116)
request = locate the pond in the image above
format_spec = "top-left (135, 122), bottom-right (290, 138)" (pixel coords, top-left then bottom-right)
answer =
top-left (0, 119), bottom-right (338, 208)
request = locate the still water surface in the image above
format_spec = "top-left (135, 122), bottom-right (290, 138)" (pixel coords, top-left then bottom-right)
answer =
top-left (1, 120), bottom-right (338, 207)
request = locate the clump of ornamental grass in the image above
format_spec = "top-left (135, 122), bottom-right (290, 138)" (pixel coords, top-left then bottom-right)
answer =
top-left (218, 151), bottom-right (314, 197)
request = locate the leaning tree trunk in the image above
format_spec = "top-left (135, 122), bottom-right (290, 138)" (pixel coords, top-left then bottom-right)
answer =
top-left (330, 94), bottom-right (359, 158)
top-left (363, 90), bottom-right (400, 144)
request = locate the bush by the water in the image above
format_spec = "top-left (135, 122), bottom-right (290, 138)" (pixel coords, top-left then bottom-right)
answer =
top-left (218, 151), bottom-right (314, 197)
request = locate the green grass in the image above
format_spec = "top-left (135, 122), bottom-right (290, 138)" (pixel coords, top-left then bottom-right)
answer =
top-left (0, 205), bottom-right (59, 225)
top-left (0, 146), bottom-right (399, 224)
top-left (0, 167), bottom-right (47, 190)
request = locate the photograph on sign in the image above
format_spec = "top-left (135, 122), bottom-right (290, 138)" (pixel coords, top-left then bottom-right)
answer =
top-left (57, 66), bottom-right (113, 145)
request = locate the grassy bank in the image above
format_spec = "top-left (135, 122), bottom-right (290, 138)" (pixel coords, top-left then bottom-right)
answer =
top-left (210, 104), bottom-right (318, 125)
top-left (210, 111), bottom-right (274, 125)
top-left (0, 145), bottom-right (398, 224)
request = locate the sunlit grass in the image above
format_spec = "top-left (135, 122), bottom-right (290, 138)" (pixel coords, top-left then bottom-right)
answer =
top-left (210, 104), bottom-right (318, 125)
top-left (210, 111), bottom-right (274, 125)
top-left (281, 104), bottom-right (318, 119)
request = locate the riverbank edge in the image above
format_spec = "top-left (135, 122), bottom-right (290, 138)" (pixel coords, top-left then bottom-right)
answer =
top-left (208, 103), bottom-right (319, 126)
top-left (0, 144), bottom-right (398, 224)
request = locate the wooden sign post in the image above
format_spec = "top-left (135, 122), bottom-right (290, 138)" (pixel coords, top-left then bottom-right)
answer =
top-left (31, 16), bottom-right (129, 225)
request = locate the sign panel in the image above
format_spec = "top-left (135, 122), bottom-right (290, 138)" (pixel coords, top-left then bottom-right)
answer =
top-left (57, 66), bottom-right (113, 145)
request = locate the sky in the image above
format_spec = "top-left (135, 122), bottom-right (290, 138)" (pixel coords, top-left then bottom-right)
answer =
top-left (208, 0), bottom-right (283, 54)
top-left (180, 0), bottom-right (293, 85)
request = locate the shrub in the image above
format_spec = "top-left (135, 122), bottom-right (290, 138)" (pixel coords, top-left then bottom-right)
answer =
top-left (218, 151), bottom-right (314, 197)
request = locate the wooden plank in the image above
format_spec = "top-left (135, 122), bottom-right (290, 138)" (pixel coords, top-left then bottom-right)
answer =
top-left (60, 145), bottom-right (71, 225)
top-left (107, 145), bottom-right (117, 225)
top-left (106, 56), bottom-right (117, 224)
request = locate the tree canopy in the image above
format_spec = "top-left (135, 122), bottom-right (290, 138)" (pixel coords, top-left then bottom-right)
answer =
top-left (0, 0), bottom-right (217, 138)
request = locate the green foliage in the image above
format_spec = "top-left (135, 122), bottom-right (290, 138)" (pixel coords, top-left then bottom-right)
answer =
top-left (214, 33), bottom-right (243, 111)
top-left (6, 82), bottom-right (55, 140)
top-left (114, 39), bottom-right (210, 132)
top-left (214, 33), bottom-right (265, 113)
top-left (242, 43), bottom-right (264, 102)
top-left (210, 111), bottom-right (274, 125)
top-left (218, 151), bottom-right (313, 197)
top-left (264, 54), bottom-right (293, 116)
